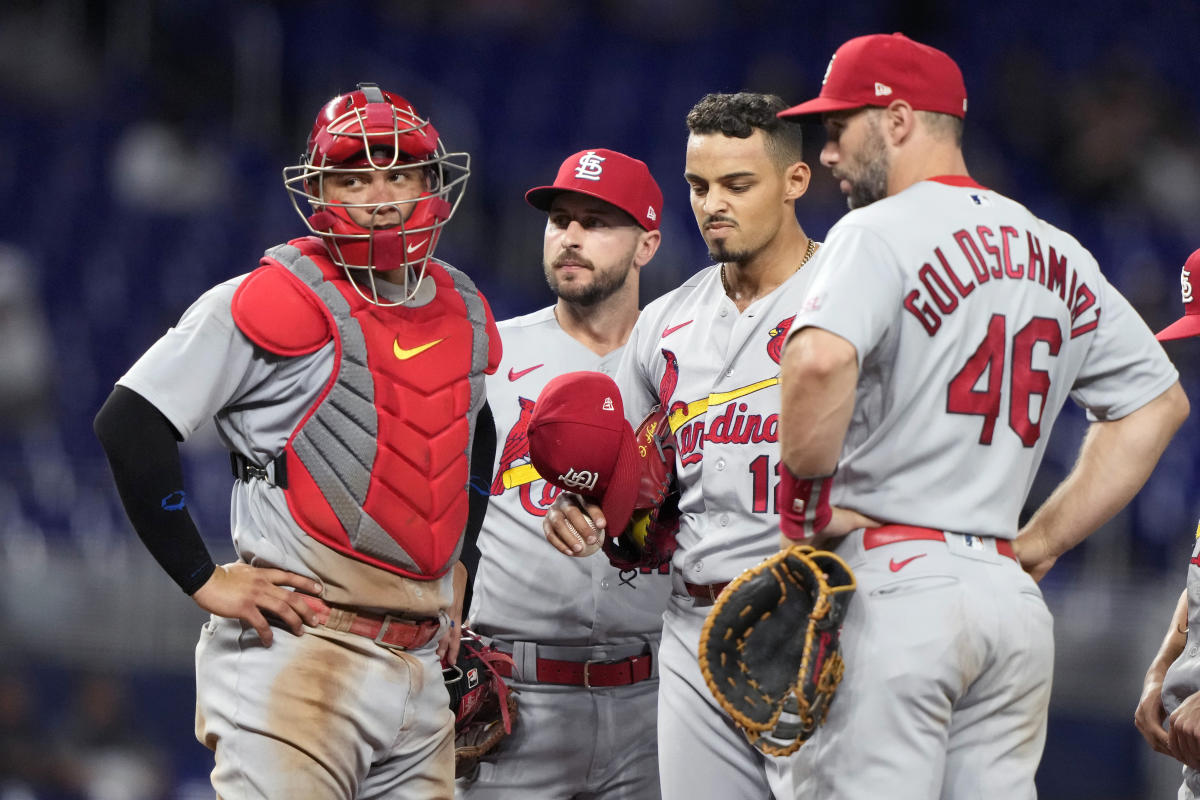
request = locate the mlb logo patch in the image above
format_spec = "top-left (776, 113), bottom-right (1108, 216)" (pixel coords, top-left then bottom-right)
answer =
top-left (962, 535), bottom-right (984, 551)
top-left (466, 667), bottom-right (480, 690)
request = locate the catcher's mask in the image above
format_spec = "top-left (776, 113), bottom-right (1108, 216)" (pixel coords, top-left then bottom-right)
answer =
top-left (283, 82), bottom-right (471, 306)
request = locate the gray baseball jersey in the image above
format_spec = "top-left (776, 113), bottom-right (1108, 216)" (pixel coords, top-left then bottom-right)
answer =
top-left (786, 176), bottom-right (1178, 799)
top-left (613, 261), bottom-right (822, 799)
top-left (796, 176), bottom-right (1178, 535)
top-left (462, 306), bottom-right (669, 799)
top-left (469, 305), bottom-right (671, 642)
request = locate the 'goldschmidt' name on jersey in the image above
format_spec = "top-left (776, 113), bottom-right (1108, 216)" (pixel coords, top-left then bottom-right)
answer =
top-left (903, 225), bottom-right (1099, 338)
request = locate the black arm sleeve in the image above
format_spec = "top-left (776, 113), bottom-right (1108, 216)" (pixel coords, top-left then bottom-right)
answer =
top-left (93, 386), bottom-right (217, 595)
top-left (460, 401), bottom-right (496, 615)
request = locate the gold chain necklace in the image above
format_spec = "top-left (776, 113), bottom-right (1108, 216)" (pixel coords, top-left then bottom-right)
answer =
top-left (721, 237), bottom-right (819, 295)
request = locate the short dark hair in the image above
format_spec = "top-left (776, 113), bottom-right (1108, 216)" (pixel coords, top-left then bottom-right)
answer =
top-left (685, 92), bottom-right (805, 169)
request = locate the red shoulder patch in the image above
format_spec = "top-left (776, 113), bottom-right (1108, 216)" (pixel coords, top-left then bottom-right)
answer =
top-left (231, 265), bottom-right (332, 356)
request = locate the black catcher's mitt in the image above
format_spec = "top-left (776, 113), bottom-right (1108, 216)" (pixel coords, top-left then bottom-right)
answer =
top-left (698, 545), bottom-right (856, 756)
top-left (445, 630), bottom-right (518, 778)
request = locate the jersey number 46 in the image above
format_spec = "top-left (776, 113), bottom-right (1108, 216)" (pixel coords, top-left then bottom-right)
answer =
top-left (947, 313), bottom-right (1062, 447)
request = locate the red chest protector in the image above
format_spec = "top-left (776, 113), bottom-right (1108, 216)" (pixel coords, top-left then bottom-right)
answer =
top-left (231, 237), bottom-right (501, 579)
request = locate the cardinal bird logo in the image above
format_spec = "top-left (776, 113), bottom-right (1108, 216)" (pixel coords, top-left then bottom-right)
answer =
top-left (491, 397), bottom-right (536, 495)
top-left (766, 315), bottom-right (796, 365)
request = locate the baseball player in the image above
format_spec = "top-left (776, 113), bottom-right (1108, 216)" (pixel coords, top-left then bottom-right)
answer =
top-left (543, 93), bottom-right (824, 799)
top-left (774, 34), bottom-right (1188, 798)
top-left (93, 83), bottom-right (500, 799)
top-left (1135, 248), bottom-right (1200, 797)
top-left (459, 148), bottom-right (671, 798)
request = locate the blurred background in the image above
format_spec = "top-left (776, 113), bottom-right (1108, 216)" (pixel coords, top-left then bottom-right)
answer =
top-left (1, 0), bottom-right (1199, 797)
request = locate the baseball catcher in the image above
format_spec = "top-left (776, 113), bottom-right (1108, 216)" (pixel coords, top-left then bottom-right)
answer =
top-left (698, 545), bottom-right (856, 755)
top-left (445, 629), bottom-right (519, 778)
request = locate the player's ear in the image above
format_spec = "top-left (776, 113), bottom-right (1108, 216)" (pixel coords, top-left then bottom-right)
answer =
top-left (883, 101), bottom-right (916, 146)
top-left (633, 229), bottom-right (661, 268)
top-left (783, 160), bottom-right (811, 202)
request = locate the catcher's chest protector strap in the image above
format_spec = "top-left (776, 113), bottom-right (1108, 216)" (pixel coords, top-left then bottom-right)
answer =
top-left (232, 238), bottom-right (500, 579)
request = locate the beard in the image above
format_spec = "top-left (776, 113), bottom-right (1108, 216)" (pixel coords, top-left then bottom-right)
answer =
top-left (706, 240), bottom-right (757, 265)
top-left (843, 120), bottom-right (890, 210)
top-left (544, 255), bottom-right (632, 307)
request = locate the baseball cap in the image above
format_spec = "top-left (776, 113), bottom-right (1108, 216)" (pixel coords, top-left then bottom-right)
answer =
top-left (778, 33), bottom-right (967, 121)
top-left (526, 148), bottom-right (663, 232)
top-left (527, 371), bottom-right (641, 534)
top-left (1156, 249), bottom-right (1200, 341)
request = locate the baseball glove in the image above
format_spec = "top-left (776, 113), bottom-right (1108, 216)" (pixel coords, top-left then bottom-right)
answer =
top-left (698, 545), bottom-right (856, 756)
top-left (445, 630), bottom-right (518, 778)
top-left (601, 404), bottom-right (681, 570)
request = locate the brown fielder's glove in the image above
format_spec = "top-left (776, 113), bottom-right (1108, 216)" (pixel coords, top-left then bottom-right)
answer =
top-left (445, 630), bottom-right (518, 778)
top-left (602, 403), bottom-right (681, 570)
top-left (698, 545), bottom-right (856, 756)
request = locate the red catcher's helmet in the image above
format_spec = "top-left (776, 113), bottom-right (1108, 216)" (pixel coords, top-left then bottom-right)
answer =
top-left (282, 83), bottom-right (470, 305)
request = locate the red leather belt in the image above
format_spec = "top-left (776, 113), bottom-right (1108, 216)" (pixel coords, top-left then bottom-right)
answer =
top-left (684, 581), bottom-right (730, 606)
top-left (492, 653), bottom-right (653, 688)
top-left (296, 594), bottom-right (441, 651)
top-left (863, 524), bottom-right (1016, 561)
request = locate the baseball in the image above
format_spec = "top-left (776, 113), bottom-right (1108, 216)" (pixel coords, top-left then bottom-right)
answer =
top-left (566, 518), bottom-right (602, 557)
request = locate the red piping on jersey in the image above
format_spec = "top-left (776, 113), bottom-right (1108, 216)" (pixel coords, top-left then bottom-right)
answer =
top-left (927, 175), bottom-right (987, 190)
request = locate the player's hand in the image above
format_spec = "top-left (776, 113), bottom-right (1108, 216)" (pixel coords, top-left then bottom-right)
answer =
top-left (779, 507), bottom-right (881, 551)
top-left (543, 492), bottom-right (604, 557)
top-left (1169, 691), bottom-right (1200, 768)
top-left (1135, 671), bottom-right (1174, 759)
top-left (1013, 528), bottom-right (1057, 582)
top-left (190, 562), bottom-right (323, 646)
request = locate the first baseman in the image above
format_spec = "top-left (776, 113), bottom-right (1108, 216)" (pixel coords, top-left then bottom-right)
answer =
top-left (94, 84), bottom-right (500, 798)
top-left (459, 148), bottom-right (670, 798)
top-left (776, 34), bottom-right (1187, 798)
top-left (544, 92), bottom-right (826, 799)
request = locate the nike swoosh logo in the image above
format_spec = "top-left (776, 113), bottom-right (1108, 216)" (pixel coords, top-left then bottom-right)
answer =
top-left (662, 320), bottom-right (694, 338)
top-left (407, 241), bottom-right (425, 253)
top-left (393, 338), bottom-right (444, 360)
top-left (889, 553), bottom-right (927, 572)
top-left (508, 364), bottom-right (544, 381)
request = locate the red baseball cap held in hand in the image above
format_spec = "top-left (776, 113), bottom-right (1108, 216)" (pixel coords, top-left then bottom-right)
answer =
top-left (779, 33), bottom-right (967, 121)
top-left (526, 148), bottom-right (663, 231)
top-left (1156, 248), bottom-right (1200, 341)
top-left (528, 371), bottom-right (641, 534)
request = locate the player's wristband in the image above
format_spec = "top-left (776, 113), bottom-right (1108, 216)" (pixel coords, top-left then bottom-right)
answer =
top-left (778, 469), bottom-right (834, 541)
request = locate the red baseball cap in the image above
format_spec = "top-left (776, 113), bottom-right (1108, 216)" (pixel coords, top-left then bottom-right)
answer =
top-left (778, 33), bottom-right (967, 121)
top-left (1156, 249), bottom-right (1200, 341)
top-left (527, 371), bottom-right (641, 534)
top-left (526, 148), bottom-right (663, 231)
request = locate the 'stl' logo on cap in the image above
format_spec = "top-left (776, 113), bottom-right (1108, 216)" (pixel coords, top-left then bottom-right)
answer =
top-left (1183, 268), bottom-right (1193, 303)
top-left (559, 468), bottom-right (600, 491)
top-left (574, 151), bottom-right (606, 182)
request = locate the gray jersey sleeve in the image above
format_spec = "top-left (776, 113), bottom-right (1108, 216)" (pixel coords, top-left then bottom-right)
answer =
top-left (117, 279), bottom-right (257, 441)
top-left (1069, 274), bottom-right (1179, 421)
top-left (792, 224), bottom-right (905, 365)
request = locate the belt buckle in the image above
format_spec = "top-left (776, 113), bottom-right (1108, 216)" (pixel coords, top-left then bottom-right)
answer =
top-left (583, 657), bottom-right (607, 689)
top-left (373, 614), bottom-right (412, 651)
